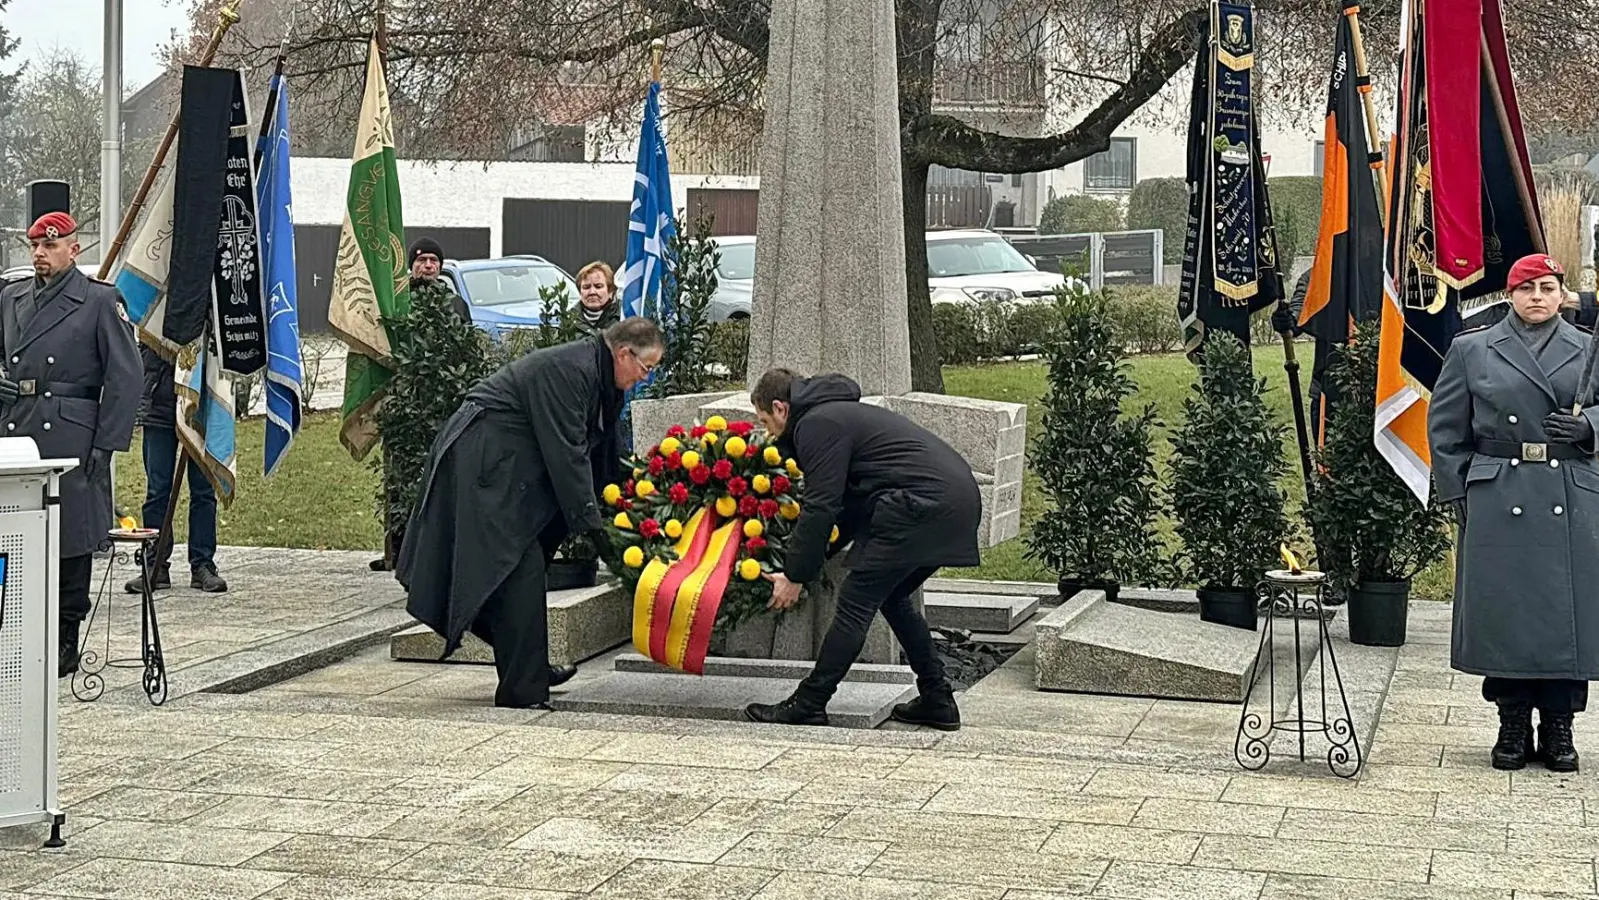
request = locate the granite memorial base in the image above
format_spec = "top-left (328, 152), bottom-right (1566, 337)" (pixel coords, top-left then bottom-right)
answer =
top-left (389, 582), bottom-right (630, 667)
top-left (551, 653), bottom-right (917, 729)
top-left (1034, 589), bottom-right (1269, 703)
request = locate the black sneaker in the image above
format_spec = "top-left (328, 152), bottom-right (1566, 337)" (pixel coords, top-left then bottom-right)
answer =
top-left (745, 695), bottom-right (829, 727)
top-left (125, 566), bottom-right (171, 594)
top-left (890, 691), bottom-right (962, 731)
top-left (191, 566), bottom-right (228, 593)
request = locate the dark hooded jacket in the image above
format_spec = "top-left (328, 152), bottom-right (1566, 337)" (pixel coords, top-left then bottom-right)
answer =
top-left (776, 374), bottom-right (982, 583)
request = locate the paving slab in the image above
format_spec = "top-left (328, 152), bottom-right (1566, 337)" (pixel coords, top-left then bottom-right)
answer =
top-left (923, 592), bottom-right (1037, 634)
top-left (550, 671), bottom-right (915, 729)
top-left (612, 653), bottom-right (913, 684)
top-left (1034, 590), bottom-right (1267, 702)
top-left (389, 583), bottom-right (631, 667)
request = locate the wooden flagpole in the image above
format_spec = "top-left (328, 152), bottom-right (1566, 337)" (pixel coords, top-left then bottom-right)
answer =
top-left (1343, 2), bottom-right (1390, 229)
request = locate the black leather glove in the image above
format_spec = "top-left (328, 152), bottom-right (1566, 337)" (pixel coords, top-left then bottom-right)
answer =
top-left (587, 528), bottom-right (620, 569)
top-left (0, 377), bottom-right (19, 406)
top-left (83, 448), bottom-right (111, 483)
top-left (1543, 412), bottom-right (1594, 445)
top-left (1271, 303), bottom-right (1297, 335)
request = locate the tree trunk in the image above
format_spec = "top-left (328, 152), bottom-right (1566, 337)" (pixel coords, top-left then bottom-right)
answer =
top-left (901, 159), bottom-right (944, 393)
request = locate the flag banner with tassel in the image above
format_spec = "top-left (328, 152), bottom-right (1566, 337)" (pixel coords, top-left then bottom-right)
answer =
top-left (1374, 0), bottom-right (1543, 503)
top-left (328, 37), bottom-right (409, 460)
top-left (165, 65), bottom-right (236, 349)
top-left (1299, 6), bottom-right (1385, 443)
top-left (1177, 0), bottom-right (1285, 353)
top-left (257, 70), bottom-right (303, 477)
top-left (211, 69), bottom-right (267, 377)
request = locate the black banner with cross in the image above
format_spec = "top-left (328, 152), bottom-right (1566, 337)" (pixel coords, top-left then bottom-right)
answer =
top-left (209, 69), bottom-right (267, 377)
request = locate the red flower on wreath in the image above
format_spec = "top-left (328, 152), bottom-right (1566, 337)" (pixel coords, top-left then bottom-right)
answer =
top-left (667, 425), bottom-right (687, 439)
top-left (647, 456), bottom-right (666, 476)
top-left (758, 499), bottom-right (781, 519)
top-left (668, 482), bottom-right (690, 504)
top-left (728, 421), bottom-right (754, 437)
top-left (746, 535), bottom-right (768, 553)
top-left (739, 495), bottom-right (760, 517)
top-left (712, 459), bottom-right (734, 480)
top-left (690, 466), bottom-right (712, 486)
top-left (667, 451), bottom-right (683, 470)
top-left (727, 476), bottom-right (748, 497)
top-left (772, 475), bottom-right (792, 495)
top-left (639, 518), bottom-right (662, 539)
top-left (691, 425), bottom-right (709, 438)
top-left (649, 444), bottom-right (661, 457)
top-left (619, 499), bottom-right (634, 511)
top-left (623, 479), bottom-right (635, 497)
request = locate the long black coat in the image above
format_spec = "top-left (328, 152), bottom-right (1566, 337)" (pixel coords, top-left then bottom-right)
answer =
top-left (0, 268), bottom-right (141, 557)
top-left (778, 374), bottom-right (981, 583)
top-left (397, 335), bottom-right (621, 653)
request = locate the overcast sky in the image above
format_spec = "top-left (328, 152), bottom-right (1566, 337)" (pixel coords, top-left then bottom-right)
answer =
top-left (6, 0), bottom-right (192, 91)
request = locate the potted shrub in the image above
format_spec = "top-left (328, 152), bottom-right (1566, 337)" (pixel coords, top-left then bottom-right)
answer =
top-left (1306, 324), bottom-right (1451, 646)
top-left (1170, 333), bottom-right (1290, 629)
top-left (1027, 286), bottom-right (1162, 601)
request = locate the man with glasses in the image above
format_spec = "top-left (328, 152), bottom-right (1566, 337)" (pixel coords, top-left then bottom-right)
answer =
top-left (397, 318), bottom-right (665, 708)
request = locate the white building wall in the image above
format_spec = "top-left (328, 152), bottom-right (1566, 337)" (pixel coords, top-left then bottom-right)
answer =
top-left (289, 156), bottom-right (760, 256)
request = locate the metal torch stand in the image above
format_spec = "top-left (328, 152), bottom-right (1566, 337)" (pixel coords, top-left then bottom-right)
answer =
top-left (1234, 569), bottom-right (1362, 778)
top-left (72, 529), bottom-right (167, 706)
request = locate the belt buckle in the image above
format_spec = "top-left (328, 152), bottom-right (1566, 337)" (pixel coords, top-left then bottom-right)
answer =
top-left (16, 379), bottom-right (35, 397)
top-left (1522, 442), bottom-right (1548, 462)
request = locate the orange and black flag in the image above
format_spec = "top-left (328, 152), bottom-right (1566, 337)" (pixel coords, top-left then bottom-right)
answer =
top-left (1298, 4), bottom-right (1385, 444)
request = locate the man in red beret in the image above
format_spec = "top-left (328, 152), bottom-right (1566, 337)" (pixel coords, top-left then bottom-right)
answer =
top-left (0, 212), bottom-right (142, 676)
top-left (1429, 252), bottom-right (1599, 774)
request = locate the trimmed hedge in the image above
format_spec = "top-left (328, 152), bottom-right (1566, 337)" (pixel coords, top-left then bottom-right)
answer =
top-left (1039, 194), bottom-right (1125, 236)
top-left (1122, 175), bottom-right (1327, 265)
top-left (1127, 178), bottom-right (1189, 264)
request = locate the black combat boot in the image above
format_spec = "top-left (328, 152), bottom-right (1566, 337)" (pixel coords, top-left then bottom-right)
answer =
top-left (191, 565), bottom-right (228, 593)
top-left (125, 564), bottom-right (171, 594)
top-left (1491, 700), bottom-right (1534, 770)
top-left (58, 621), bottom-right (80, 678)
top-left (1539, 714), bottom-right (1580, 773)
top-left (890, 685), bottom-right (962, 731)
top-left (745, 693), bottom-right (829, 727)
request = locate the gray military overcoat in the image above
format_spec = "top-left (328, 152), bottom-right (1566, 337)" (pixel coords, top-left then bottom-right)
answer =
top-left (1429, 315), bottom-right (1599, 680)
top-left (0, 268), bottom-right (142, 558)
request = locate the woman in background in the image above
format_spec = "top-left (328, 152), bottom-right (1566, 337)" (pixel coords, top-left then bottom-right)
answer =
top-left (576, 262), bottom-right (620, 332)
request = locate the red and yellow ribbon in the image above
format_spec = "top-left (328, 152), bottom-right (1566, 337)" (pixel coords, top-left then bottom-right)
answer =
top-left (631, 508), bottom-right (742, 674)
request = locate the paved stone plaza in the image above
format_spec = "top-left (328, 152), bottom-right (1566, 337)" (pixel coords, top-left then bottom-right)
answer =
top-left (4, 552), bottom-right (1597, 899)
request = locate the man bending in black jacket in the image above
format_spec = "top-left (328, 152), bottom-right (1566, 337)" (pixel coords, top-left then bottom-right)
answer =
top-left (744, 369), bottom-right (981, 730)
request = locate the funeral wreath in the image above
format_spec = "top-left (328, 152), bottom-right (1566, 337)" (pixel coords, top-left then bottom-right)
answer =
top-left (599, 417), bottom-right (830, 632)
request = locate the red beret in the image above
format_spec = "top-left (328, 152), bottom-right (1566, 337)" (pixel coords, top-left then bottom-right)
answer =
top-left (1507, 253), bottom-right (1563, 291)
top-left (27, 212), bottom-right (77, 241)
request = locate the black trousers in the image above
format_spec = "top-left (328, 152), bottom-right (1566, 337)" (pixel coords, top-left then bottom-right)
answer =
top-left (1483, 677), bottom-right (1589, 715)
top-left (60, 553), bottom-right (93, 629)
top-left (469, 542), bottom-right (551, 708)
top-left (797, 564), bottom-right (948, 704)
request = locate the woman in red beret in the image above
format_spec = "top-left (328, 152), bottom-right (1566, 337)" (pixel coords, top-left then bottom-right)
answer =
top-left (1429, 253), bottom-right (1599, 773)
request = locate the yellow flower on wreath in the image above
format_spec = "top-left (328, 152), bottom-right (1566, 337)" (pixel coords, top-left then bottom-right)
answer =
top-left (602, 484), bottom-right (622, 506)
top-left (830, 526), bottom-right (840, 543)
top-left (665, 519), bottom-right (684, 539)
top-left (724, 436), bottom-right (748, 459)
top-left (660, 437), bottom-right (682, 456)
top-left (785, 459), bottom-right (801, 478)
top-left (739, 558), bottom-right (762, 581)
top-left (764, 446), bottom-right (783, 466)
top-left (614, 512), bottom-right (633, 530)
top-left (702, 432), bottom-right (719, 447)
top-left (706, 415), bottom-right (728, 432)
top-left (635, 480), bottom-right (656, 499)
top-left (780, 501), bottom-right (801, 520)
top-left (744, 519), bottom-right (764, 539)
top-left (681, 450), bottom-right (702, 470)
top-left (623, 546), bottom-right (645, 568)
top-left (752, 474), bottom-right (772, 495)
top-left (715, 496), bottom-right (738, 517)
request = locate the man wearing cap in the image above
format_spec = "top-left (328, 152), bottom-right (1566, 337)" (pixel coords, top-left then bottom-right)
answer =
top-left (409, 237), bottom-right (470, 323)
top-left (0, 213), bottom-right (142, 676)
top-left (1429, 253), bottom-right (1599, 773)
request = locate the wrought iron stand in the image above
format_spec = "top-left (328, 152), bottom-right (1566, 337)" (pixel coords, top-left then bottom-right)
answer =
top-left (1234, 569), bottom-right (1361, 778)
top-left (72, 529), bottom-right (167, 705)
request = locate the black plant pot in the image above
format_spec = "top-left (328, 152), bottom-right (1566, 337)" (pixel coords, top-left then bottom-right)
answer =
top-left (547, 558), bottom-right (599, 591)
top-left (1347, 579), bottom-right (1410, 647)
top-left (1058, 578), bottom-right (1119, 603)
top-left (1197, 587), bottom-right (1258, 631)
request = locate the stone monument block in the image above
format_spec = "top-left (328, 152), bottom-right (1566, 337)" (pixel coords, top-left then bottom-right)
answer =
top-left (1034, 590), bottom-right (1266, 702)
top-left (390, 582), bottom-right (631, 667)
top-left (924, 591), bottom-right (1038, 633)
top-left (630, 390), bottom-right (740, 449)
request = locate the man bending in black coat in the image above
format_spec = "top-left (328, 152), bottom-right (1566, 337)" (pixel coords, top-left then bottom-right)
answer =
top-left (744, 369), bottom-right (981, 730)
top-left (397, 318), bottom-right (664, 709)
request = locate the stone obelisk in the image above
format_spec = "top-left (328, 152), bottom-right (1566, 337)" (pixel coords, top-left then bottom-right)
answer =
top-left (743, 0), bottom-right (913, 395)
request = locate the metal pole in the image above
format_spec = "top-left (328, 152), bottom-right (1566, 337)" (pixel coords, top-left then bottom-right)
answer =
top-left (100, 0), bottom-right (123, 263)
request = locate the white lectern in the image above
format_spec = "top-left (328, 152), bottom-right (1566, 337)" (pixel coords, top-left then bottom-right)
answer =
top-left (0, 438), bottom-right (76, 846)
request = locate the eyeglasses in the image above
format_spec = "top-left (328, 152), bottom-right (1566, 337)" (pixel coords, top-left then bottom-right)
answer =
top-left (629, 348), bottom-right (660, 375)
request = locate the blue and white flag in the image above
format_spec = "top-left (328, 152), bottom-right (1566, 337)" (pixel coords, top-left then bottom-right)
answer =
top-left (618, 81), bottom-right (677, 320)
top-left (256, 72), bottom-right (303, 478)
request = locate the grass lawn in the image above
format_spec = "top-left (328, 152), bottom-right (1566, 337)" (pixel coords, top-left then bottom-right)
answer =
top-left (116, 346), bottom-right (1452, 600)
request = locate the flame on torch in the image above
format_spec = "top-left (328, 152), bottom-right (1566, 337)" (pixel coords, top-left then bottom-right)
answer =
top-left (1279, 544), bottom-right (1303, 574)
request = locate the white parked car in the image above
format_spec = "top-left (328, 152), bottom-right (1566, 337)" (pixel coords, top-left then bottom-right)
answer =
top-left (925, 229), bottom-right (1083, 306)
top-left (707, 235), bottom-right (755, 321)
